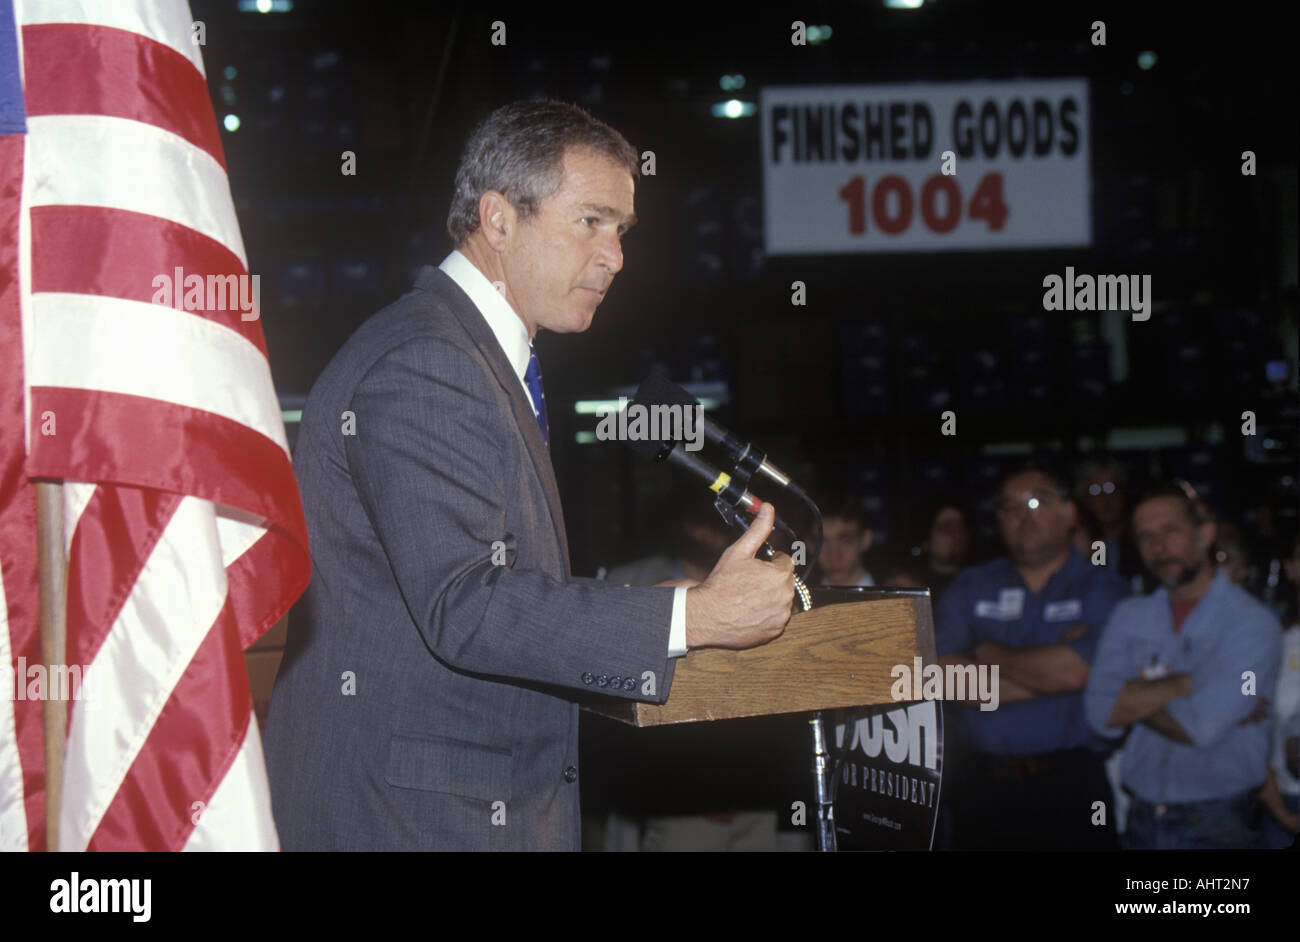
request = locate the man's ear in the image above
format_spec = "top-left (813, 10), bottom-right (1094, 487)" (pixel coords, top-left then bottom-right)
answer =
top-left (858, 528), bottom-right (873, 554)
top-left (478, 191), bottom-right (514, 250)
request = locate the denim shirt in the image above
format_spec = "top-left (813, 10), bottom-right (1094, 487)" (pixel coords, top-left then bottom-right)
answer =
top-left (1084, 569), bottom-right (1283, 803)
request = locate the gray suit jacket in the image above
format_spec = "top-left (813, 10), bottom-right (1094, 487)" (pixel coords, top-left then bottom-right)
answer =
top-left (263, 265), bottom-right (676, 850)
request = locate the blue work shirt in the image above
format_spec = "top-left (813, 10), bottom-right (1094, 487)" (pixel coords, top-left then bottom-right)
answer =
top-left (935, 545), bottom-right (1129, 757)
top-left (1084, 569), bottom-right (1282, 803)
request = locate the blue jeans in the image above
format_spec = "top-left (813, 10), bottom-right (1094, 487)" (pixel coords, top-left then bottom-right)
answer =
top-left (1124, 789), bottom-right (1264, 850)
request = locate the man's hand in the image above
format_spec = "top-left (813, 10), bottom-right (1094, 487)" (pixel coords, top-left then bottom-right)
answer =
top-left (684, 503), bottom-right (795, 650)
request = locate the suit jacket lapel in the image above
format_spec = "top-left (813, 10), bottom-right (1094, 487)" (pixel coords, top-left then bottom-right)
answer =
top-left (417, 266), bottom-right (572, 573)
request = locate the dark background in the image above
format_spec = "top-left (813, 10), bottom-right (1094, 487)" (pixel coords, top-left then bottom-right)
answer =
top-left (191, 0), bottom-right (1299, 577)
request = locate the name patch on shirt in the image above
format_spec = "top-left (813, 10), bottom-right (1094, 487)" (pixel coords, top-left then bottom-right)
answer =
top-left (974, 588), bottom-right (1025, 621)
top-left (1043, 599), bottom-right (1083, 622)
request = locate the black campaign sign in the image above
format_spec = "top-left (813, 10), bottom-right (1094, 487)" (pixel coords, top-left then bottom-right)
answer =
top-left (832, 701), bottom-right (944, 850)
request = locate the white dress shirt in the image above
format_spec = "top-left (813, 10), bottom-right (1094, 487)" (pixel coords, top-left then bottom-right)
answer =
top-left (438, 251), bottom-right (688, 658)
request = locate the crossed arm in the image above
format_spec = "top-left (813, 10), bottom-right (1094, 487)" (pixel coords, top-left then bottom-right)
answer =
top-left (1105, 674), bottom-right (1194, 742)
top-left (1106, 678), bottom-right (1274, 744)
top-left (937, 631), bottom-right (1090, 707)
top-left (943, 643), bottom-right (1198, 742)
top-left (934, 583), bottom-right (1121, 710)
top-left (937, 653), bottom-right (1037, 705)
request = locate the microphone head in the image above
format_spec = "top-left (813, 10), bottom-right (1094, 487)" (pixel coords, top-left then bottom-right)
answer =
top-left (633, 366), bottom-right (698, 411)
top-left (622, 367), bottom-right (698, 462)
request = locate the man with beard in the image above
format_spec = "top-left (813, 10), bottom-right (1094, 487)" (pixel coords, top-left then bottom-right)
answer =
top-left (935, 465), bottom-right (1128, 849)
top-left (1085, 483), bottom-right (1283, 849)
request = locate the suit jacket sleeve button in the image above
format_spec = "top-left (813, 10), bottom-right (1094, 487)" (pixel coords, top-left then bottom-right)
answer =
top-left (623, 678), bottom-right (635, 691)
top-left (582, 672), bottom-right (594, 685)
top-left (563, 766), bottom-right (578, 783)
top-left (596, 675), bottom-right (608, 687)
top-left (608, 675), bottom-right (621, 688)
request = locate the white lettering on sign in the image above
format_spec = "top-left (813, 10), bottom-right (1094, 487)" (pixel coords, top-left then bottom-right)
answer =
top-left (834, 701), bottom-right (940, 770)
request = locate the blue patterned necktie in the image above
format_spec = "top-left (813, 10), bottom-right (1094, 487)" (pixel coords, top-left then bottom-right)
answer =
top-left (524, 345), bottom-right (549, 446)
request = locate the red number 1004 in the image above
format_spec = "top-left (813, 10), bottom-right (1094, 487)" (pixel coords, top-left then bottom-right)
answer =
top-left (837, 172), bottom-right (1008, 235)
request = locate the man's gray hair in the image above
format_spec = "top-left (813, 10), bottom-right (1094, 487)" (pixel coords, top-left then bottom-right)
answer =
top-left (446, 99), bottom-right (639, 249)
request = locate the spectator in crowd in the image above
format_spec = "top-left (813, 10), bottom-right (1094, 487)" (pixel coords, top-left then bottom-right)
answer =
top-left (815, 491), bottom-right (874, 588)
top-left (935, 464), bottom-right (1129, 849)
top-left (1084, 483), bottom-right (1283, 849)
top-left (1076, 455), bottom-right (1145, 592)
top-left (1260, 533), bottom-right (1300, 848)
top-left (876, 549), bottom-right (926, 589)
top-left (917, 499), bottom-right (971, 601)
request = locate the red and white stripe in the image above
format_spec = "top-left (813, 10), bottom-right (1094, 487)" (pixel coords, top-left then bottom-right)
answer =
top-left (1, 0), bottom-right (309, 851)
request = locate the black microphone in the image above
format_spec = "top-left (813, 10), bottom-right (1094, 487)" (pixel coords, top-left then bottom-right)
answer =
top-left (624, 434), bottom-right (793, 539)
top-left (634, 367), bottom-right (796, 490)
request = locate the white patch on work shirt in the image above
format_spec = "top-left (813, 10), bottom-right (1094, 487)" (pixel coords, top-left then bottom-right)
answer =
top-left (1043, 599), bottom-right (1083, 622)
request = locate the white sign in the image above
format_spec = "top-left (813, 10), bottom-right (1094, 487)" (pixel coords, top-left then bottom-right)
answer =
top-left (760, 79), bottom-right (1091, 254)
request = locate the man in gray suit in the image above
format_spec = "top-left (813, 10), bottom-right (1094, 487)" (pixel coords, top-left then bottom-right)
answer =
top-left (263, 100), bottom-right (795, 850)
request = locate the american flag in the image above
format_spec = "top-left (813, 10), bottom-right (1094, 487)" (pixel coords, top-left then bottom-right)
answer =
top-left (0, 0), bottom-right (309, 850)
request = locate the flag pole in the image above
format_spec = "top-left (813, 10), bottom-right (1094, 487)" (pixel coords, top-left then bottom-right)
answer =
top-left (35, 480), bottom-right (66, 852)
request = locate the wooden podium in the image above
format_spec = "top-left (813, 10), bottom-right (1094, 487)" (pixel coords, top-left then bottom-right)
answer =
top-left (585, 586), bottom-right (937, 727)
top-left (583, 586), bottom-right (938, 851)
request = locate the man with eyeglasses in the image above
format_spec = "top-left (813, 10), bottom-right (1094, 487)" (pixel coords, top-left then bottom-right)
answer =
top-left (1075, 456), bottom-right (1146, 593)
top-left (935, 464), bottom-right (1129, 849)
top-left (1084, 484), bottom-right (1282, 849)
